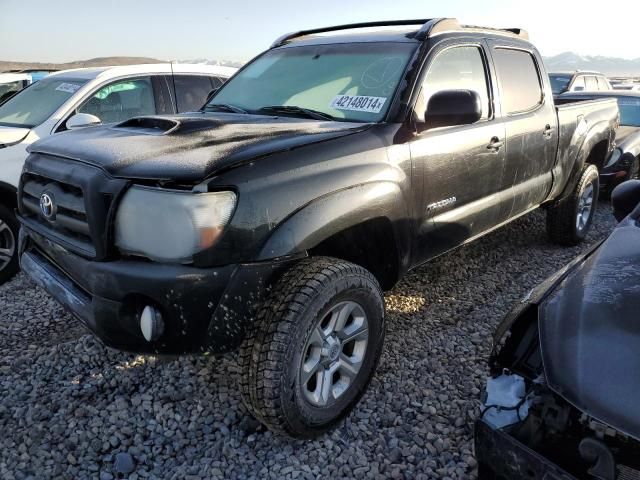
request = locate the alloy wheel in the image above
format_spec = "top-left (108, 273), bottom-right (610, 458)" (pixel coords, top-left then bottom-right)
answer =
top-left (576, 183), bottom-right (594, 232)
top-left (0, 219), bottom-right (16, 273)
top-left (299, 301), bottom-right (369, 407)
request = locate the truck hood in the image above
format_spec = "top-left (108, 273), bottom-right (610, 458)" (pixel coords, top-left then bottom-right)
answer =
top-left (28, 113), bottom-right (371, 183)
top-left (539, 211), bottom-right (640, 440)
top-left (0, 125), bottom-right (30, 148)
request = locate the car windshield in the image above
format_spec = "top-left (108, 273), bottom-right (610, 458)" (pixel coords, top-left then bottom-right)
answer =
top-left (208, 42), bottom-right (417, 122)
top-left (0, 76), bottom-right (88, 128)
top-left (617, 97), bottom-right (640, 127)
top-left (549, 74), bottom-right (572, 95)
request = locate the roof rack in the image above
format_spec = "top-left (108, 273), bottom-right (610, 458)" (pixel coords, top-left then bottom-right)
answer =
top-left (270, 18), bottom-right (529, 48)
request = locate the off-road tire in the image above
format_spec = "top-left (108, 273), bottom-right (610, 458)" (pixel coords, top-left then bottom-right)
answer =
top-left (238, 256), bottom-right (385, 438)
top-left (0, 204), bottom-right (19, 285)
top-left (547, 163), bottom-right (599, 246)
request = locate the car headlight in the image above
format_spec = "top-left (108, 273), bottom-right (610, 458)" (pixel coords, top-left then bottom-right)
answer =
top-left (115, 186), bottom-right (236, 263)
top-left (605, 148), bottom-right (623, 168)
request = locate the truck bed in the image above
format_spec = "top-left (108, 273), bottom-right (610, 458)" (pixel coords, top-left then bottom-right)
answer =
top-left (547, 97), bottom-right (619, 201)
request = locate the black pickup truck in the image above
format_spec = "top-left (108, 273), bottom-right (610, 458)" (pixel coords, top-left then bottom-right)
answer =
top-left (17, 19), bottom-right (618, 438)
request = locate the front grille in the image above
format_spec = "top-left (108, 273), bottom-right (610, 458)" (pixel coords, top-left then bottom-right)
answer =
top-left (22, 174), bottom-right (91, 242)
top-left (18, 153), bottom-right (129, 260)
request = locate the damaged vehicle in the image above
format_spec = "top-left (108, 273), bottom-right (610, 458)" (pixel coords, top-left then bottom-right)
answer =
top-left (475, 179), bottom-right (640, 479)
top-left (17, 19), bottom-right (618, 438)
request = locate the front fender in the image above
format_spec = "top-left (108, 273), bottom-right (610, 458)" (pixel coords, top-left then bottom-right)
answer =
top-left (257, 182), bottom-right (411, 264)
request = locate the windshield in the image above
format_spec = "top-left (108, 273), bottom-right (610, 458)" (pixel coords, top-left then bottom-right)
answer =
top-left (618, 97), bottom-right (640, 127)
top-left (208, 42), bottom-right (417, 122)
top-left (0, 76), bottom-right (88, 128)
top-left (549, 74), bottom-right (572, 95)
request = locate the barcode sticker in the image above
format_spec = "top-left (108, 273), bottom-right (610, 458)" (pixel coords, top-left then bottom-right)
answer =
top-left (330, 95), bottom-right (387, 114)
top-left (55, 83), bottom-right (82, 94)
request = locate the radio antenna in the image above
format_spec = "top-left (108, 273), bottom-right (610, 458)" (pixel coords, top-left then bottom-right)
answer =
top-left (170, 60), bottom-right (179, 112)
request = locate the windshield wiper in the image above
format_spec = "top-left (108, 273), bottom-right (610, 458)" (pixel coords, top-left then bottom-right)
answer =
top-left (257, 105), bottom-right (335, 121)
top-left (204, 103), bottom-right (248, 114)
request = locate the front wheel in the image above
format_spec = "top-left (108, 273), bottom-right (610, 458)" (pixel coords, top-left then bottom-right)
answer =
top-left (0, 204), bottom-right (19, 285)
top-left (239, 257), bottom-right (385, 438)
top-left (547, 163), bottom-right (599, 246)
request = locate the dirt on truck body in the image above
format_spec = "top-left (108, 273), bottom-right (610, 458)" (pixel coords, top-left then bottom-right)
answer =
top-left (18, 18), bottom-right (618, 437)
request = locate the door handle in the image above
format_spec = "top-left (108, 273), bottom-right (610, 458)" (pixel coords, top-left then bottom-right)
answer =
top-left (487, 137), bottom-right (504, 151)
top-left (543, 124), bottom-right (553, 139)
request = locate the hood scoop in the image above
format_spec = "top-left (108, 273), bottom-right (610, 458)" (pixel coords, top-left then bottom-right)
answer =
top-left (113, 116), bottom-right (222, 136)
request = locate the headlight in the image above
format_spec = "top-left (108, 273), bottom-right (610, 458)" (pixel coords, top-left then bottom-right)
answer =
top-left (605, 148), bottom-right (623, 168)
top-left (115, 186), bottom-right (236, 262)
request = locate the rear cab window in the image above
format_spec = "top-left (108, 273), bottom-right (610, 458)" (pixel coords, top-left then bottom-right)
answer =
top-left (492, 48), bottom-right (543, 114)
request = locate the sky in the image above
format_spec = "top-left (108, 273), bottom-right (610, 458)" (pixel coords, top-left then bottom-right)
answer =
top-left (1, 0), bottom-right (638, 63)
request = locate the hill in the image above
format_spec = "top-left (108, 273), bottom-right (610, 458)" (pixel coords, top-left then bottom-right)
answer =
top-left (0, 57), bottom-right (166, 72)
top-left (544, 52), bottom-right (640, 77)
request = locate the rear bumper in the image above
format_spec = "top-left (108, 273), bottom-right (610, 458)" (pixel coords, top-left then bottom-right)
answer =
top-left (474, 419), bottom-right (576, 480)
top-left (19, 227), bottom-right (295, 355)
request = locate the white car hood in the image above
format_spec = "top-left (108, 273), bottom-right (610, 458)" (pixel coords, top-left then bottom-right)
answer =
top-left (0, 125), bottom-right (30, 147)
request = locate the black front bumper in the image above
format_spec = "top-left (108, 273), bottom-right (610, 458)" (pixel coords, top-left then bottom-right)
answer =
top-left (19, 228), bottom-right (295, 355)
top-left (475, 419), bottom-right (577, 480)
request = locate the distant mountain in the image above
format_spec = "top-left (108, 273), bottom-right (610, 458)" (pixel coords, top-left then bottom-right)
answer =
top-left (178, 59), bottom-right (245, 68)
top-left (544, 52), bottom-right (640, 77)
top-left (0, 57), bottom-right (166, 72)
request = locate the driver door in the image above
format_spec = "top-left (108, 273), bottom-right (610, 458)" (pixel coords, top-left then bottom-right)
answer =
top-left (410, 41), bottom-right (507, 263)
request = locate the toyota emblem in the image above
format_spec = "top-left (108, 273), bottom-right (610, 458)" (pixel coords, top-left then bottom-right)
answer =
top-left (39, 192), bottom-right (56, 220)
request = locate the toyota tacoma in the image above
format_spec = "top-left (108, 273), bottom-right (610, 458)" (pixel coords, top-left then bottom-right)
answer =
top-left (17, 18), bottom-right (619, 437)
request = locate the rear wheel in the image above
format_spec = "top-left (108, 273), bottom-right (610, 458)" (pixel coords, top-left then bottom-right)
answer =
top-left (547, 164), bottom-right (599, 246)
top-left (239, 257), bottom-right (385, 438)
top-left (0, 205), bottom-right (19, 285)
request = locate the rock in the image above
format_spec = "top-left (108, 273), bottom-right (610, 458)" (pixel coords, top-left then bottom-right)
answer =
top-left (114, 452), bottom-right (135, 475)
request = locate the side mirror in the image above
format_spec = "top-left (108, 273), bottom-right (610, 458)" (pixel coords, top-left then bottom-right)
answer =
top-left (424, 90), bottom-right (482, 130)
top-left (66, 113), bottom-right (102, 130)
top-left (205, 87), bottom-right (220, 104)
top-left (573, 86), bottom-right (585, 92)
top-left (611, 180), bottom-right (640, 221)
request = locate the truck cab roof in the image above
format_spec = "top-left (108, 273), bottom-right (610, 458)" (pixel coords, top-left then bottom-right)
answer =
top-left (273, 18), bottom-right (530, 49)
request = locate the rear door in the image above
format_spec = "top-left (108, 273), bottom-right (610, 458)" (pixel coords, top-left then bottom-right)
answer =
top-left (488, 43), bottom-right (557, 218)
top-left (409, 40), bottom-right (507, 262)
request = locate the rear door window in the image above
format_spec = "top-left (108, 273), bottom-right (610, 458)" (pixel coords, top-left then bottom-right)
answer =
top-left (78, 77), bottom-right (156, 124)
top-left (597, 76), bottom-right (610, 91)
top-left (492, 48), bottom-right (543, 114)
top-left (174, 75), bottom-right (217, 112)
top-left (585, 76), bottom-right (598, 91)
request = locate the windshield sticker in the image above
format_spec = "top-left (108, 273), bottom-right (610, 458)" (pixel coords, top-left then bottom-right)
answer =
top-left (55, 83), bottom-right (82, 94)
top-left (330, 95), bottom-right (387, 114)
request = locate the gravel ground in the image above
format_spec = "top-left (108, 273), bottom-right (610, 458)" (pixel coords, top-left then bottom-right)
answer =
top-left (0, 205), bottom-right (617, 480)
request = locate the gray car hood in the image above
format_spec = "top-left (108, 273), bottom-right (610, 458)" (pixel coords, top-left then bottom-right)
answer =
top-left (539, 211), bottom-right (640, 440)
top-left (28, 113), bottom-right (370, 183)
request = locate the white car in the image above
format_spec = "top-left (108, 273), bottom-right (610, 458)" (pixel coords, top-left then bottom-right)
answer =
top-left (0, 63), bottom-right (237, 283)
top-left (0, 73), bottom-right (34, 104)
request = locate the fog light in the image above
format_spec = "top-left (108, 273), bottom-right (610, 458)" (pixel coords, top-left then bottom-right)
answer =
top-left (140, 305), bottom-right (164, 342)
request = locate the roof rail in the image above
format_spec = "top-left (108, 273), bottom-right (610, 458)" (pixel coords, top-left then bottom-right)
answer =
top-left (271, 19), bottom-right (435, 48)
top-left (270, 18), bottom-right (529, 48)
